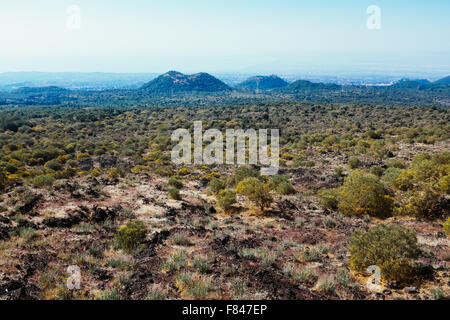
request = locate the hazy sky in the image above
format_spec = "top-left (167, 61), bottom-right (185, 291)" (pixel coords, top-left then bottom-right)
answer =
top-left (0, 0), bottom-right (449, 75)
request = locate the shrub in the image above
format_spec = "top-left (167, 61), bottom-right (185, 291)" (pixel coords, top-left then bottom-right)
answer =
top-left (168, 176), bottom-right (183, 189)
top-left (172, 233), bottom-right (191, 246)
top-left (168, 188), bottom-right (181, 200)
top-left (178, 168), bottom-right (191, 176)
top-left (349, 224), bottom-right (419, 283)
top-left (276, 181), bottom-right (296, 195)
top-left (316, 276), bottom-right (336, 295)
top-left (409, 153), bottom-right (439, 183)
top-left (444, 218), bottom-right (450, 236)
top-left (175, 273), bottom-right (211, 299)
top-left (77, 153), bottom-right (89, 160)
top-left (370, 165), bottom-right (384, 177)
top-left (233, 166), bottom-right (260, 185)
top-left (236, 177), bottom-right (273, 211)
top-left (162, 250), bottom-right (188, 273)
top-left (334, 167), bottom-right (344, 177)
top-left (44, 159), bottom-right (63, 171)
top-left (398, 187), bottom-right (445, 219)
top-left (269, 175), bottom-right (295, 195)
top-left (216, 189), bottom-right (236, 213)
top-left (338, 170), bottom-right (393, 217)
top-left (193, 256), bottom-right (212, 273)
top-left (0, 169), bottom-right (7, 190)
top-left (207, 177), bottom-right (226, 195)
top-left (348, 157), bottom-right (361, 169)
top-left (438, 175), bottom-right (450, 194)
top-left (107, 168), bottom-right (121, 179)
top-left (19, 227), bottom-right (38, 243)
top-left (381, 167), bottom-right (403, 187)
top-left (395, 170), bottom-right (415, 191)
top-left (114, 220), bottom-right (147, 252)
top-left (32, 175), bottom-right (55, 188)
top-left (386, 158), bottom-right (407, 169)
top-left (318, 188), bottom-right (339, 210)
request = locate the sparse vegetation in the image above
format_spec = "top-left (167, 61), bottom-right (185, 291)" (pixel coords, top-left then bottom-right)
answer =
top-left (0, 99), bottom-right (447, 301)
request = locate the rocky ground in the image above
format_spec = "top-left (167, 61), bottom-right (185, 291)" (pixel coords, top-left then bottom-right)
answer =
top-left (0, 142), bottom-right (448, 300)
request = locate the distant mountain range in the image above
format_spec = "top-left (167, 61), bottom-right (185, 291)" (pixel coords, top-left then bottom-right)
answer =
top-left (140, 71), bottom-right (231, 94)
top-left (0, 72), bottom-right (449, 107)
top-left (236, 75), bottom-right (288, 90)
top-left (0, 72), bottom-right (158, 91)
top-left (436, 76), bottom-right (450, 85)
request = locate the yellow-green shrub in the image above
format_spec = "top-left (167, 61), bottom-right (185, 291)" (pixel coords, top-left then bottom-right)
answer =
top-left (269, 175), bottom-right (295, 195)
top-left (207, 177), bottom-right (226, 195)
top-left (318, 188), bottom-right (339, 210)
top-left (216, 189), bottom-right (236, 213)
top-left (114, 220), bottom-right (147, 252)
top-left (168, 176), bottom-right (183, 189)
top-left (32, 175), bottom-right (55, 188)
top-left (395, 170), bottom-right (415, 191)
top-left (348, 157), bottom-right (361, 169)
top-left (168, 188), bottom-right (181, 200)
top-left (338, 170), bottom-right (393, 217)
top-left (236, 177), bottom-right (272, 211)
top-left (233, 166), bottom-right (260, 185)
top-left (439, 175), bottom-right (450, 194)
top-left (349, 224), bottom-right (419, 283)
top-left (398, 188), bottom-right (445, 219)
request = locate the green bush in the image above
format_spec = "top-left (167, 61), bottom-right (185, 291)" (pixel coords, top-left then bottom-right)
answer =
top-left (318, 188), bottom-right (339, 210)
top-left (276, 181), bottom-right (296, 195)
top-left (168, 176), bottom-right (183, 189)
top-left (439, 175), bottom-right (450, 194)
top-left (269, 175), bottom-right (295, 195)
top-left (408, 152), bottom-right (449, 188)
top-left (114, 220), bottom-right (147, 252)
top-left (32, 175), bottom-right (55, 188)
top-left (44, 159), bottom-right (63, 171)
top-left (348, 157), bottom-right (361, 169)
top-left (236, 177), bottom-right (272, 211)
top-left (381, 167), bottom-right (403, 187)
top-left (207, 178), bottom-right (226, 195)
top-left (233, 166), bottom-right (260, 185)
top-left (370, 165), bottom-right (384, 177)
top-left (386, 159), bottom-right (407, 169)
top-left (216, 189), bottom-right (236, 213)
top-left (349, 224), bottom-right (419, 283)
top-left (395, 170), bottom-right (415, 191)
top-left (398, 188), bottom-right (445, 219)
top-left (168, 188), bottom-right (181, 200)
top-left (338, 170), bottom-right (393, 217)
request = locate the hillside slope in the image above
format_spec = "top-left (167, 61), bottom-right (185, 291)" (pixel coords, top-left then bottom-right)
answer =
top-left (237, 75), bottom-right (288, 90)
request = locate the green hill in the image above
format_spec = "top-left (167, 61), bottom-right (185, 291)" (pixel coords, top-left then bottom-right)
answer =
top-left (237, 75), bottom-right (288, 90)
top-left (435, 76), bottom-right (450, 85)
top-left (140, 71), bottom-right (231, 94)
